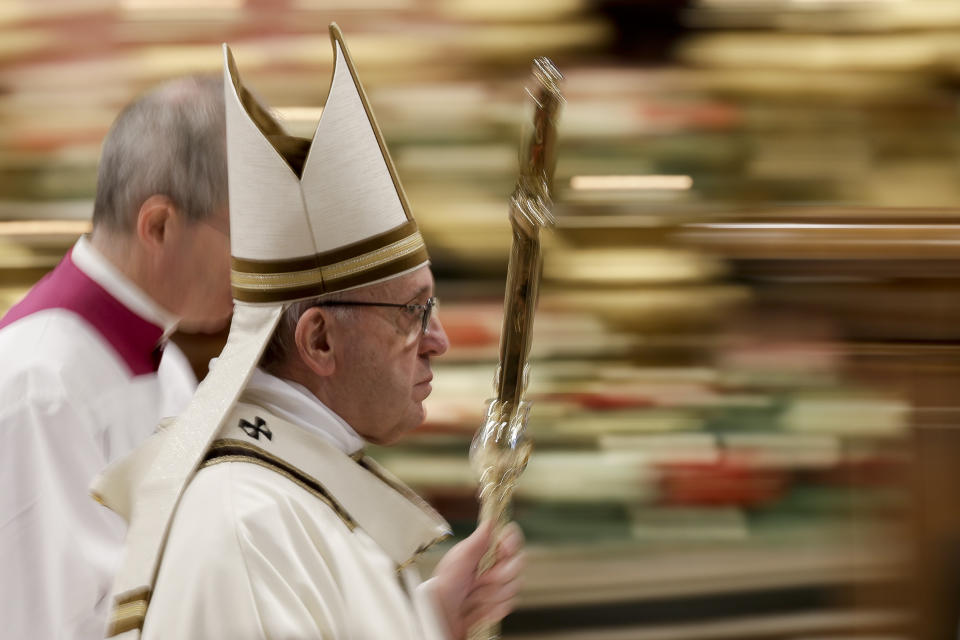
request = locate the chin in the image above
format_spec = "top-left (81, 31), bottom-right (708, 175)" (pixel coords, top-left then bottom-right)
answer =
top-left (399, 407), bottom-right (428, 442)
top-left (365, 409), bottom-right (425, 446)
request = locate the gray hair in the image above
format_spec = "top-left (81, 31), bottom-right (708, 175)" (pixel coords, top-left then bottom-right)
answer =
top-left (259, 292), bottom-right (355, 375)
top-left (92, 74), bottom-right (227, 232)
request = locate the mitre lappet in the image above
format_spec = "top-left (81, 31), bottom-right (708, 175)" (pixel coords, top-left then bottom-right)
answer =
top-left (92, 22), bottom-right (430, 637)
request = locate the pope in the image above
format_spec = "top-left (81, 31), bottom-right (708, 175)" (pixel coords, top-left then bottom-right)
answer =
top-left (96, 24), bottom-right (524, 640)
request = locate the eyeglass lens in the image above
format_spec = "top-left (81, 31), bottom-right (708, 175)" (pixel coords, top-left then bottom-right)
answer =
top-left (420, 297), bottom-right (437, 334)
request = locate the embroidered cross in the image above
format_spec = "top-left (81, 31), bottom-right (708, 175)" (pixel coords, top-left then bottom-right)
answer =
top-left (238, 416), bottom-right (272, 441)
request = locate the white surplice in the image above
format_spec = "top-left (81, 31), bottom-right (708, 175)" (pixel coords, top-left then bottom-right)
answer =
top-left (121, 368), bottom-right (453, 640)
top-left (0, 237), bottom-right (196, 640)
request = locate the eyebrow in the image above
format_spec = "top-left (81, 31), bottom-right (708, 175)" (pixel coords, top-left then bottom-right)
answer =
top-left (403, 285), bottom-right (432, 304)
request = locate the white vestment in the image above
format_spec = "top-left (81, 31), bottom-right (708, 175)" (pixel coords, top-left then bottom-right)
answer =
top-left (126, 369), bottom-right (453, 640)
top-left (0, 237), bottom-right (196, 640)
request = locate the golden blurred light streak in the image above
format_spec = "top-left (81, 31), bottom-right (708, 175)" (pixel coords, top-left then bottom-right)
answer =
top-left (221, 34), bottom-right (434, 71)
top-left (292, 0), bottom-right (413, 9)
top-left (1, 57), bottom-right (142, 91)
top-left (274, 107), bottom-right (324, 122)
top-left (786, 0), bottom-right (899, 5)
top-left (0, 1), bottom-right (109, 27)
top-left (690, 222), bottom-right (960, 230)
top-left (0, 29), bottom-right (56, 61)
top-left (555, 215), bottom-right (662, 228)
top-left (570, 175), bottom-right (693, 191)
top-left (137, 45), bottom-right (225, 75)
top-left (679, 30), bottom-right (960, 71)
top-left (438, 0), bottom-right (587, 21)
top-left (454, 20), bottom-right (612, 58)
top-left (680, 221), bottom-right (960, 258)
top-left (120, 0), bottom-right (242, 9)
top-left (0, 220), bottom-right (91, 237)
top-left (545, 247), bottom-right (725, 285)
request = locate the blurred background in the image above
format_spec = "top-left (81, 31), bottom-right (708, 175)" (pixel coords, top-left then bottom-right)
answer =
top-left (4, 0), bottom-right (960, 637)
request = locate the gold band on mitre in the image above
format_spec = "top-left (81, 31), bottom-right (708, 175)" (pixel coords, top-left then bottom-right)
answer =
top-left (106, 587), bottom-right (151, 637)
top-left (230, 220), bottom-right (429, 303)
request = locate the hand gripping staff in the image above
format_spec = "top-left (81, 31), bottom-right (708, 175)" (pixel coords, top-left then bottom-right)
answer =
top-left (468, 58), bottom-right (564, 640)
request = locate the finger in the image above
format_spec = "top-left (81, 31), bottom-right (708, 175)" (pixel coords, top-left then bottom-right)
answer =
top-left (465, 599), bottom-right (516, 629)
top-left (496, 522), bottom-right (524, 559)
top-left (471, 518), bottom-right (496, 547)
top-left (475, 552), bottom-right (525, 588)
top-left (459, 519), bottom-right (496, 567)
top-left (465, 576), bottom-right (522, 610)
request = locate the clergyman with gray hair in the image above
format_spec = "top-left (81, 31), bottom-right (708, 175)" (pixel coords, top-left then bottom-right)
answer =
top-left (0, 75), bottom-right (234, 640)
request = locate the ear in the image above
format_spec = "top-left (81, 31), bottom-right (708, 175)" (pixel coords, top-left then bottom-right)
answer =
top-left (294, 307), bottom-right (336, 377)
top-left (135, 195), bottom-right (178, 250)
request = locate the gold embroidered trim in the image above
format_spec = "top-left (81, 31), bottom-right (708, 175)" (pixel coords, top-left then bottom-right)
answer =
top-left (396, 532), bottom-right (452, 573)
top-left (358, 455), bottom-right (442, 520)
top-left (231, 232), bottom-right (425, 291)
top-left (106, 587), bottom-right (151, 637)
top-left (231, 219), bottom-right (418, 275)
top-left (358, 455), bottom-right (452, 569)
top-left (325, 231), bottom-right (425, 280)
top-left (202, 439), bottom-right (357, 531)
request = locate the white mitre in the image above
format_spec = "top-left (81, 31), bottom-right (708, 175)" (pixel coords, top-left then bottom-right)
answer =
top-left (226, 25), bottom-right (427, 301)
top-left (92, 23), bottom-right (428, 638)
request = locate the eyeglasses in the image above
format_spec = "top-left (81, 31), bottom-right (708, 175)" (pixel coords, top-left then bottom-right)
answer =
top-left (313, 296), bottom-right (439, 336)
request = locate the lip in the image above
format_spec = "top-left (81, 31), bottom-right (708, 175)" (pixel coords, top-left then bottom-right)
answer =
top-left (418, 383), bottom-right (432, 399)
top-left (414, 375), bottom-right (433, 400)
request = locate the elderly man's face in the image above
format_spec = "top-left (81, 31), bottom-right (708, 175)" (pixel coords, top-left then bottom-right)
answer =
top-left (327, 266), bottom-right (449, 444)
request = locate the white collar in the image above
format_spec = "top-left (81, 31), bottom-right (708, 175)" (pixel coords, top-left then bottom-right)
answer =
top-left (239, 366), bottom-right (366, 455)
top-left (72, 236), bottom-right (180, 338)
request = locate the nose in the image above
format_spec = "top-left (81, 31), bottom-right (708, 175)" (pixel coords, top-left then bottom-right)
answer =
top-left (421, 312), bottom-right (449, 357)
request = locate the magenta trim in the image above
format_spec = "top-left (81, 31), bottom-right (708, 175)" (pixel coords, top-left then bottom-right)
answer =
top-left (0, 249), bottom-right (163, 376)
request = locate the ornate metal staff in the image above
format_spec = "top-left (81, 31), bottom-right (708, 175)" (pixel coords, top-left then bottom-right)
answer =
top-left (468, 57), bottom-right (564, 640)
